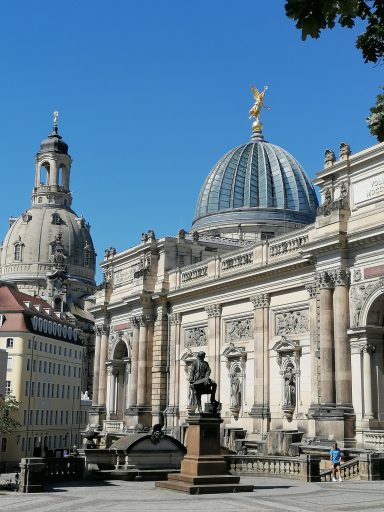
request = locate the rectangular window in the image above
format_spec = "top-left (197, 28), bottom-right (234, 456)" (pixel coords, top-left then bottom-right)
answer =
top-left (6, 338), bottom-right (14, 348)
top-left (39, 342), bottom-right (42, 351)
top-left (65, 411), bottom-right (68, 424)
top-left (21, 437), bottom-right (25, 452)
top-left (45, 410), bottom-right (49, 424)
top-left (64, 348), bottom-right (67, 356)
top-left (28, 339), bottom-right (32, 350)
top-left (25, 381), bottom-right (29, 397)
top-left (76, 411), bottom-right (79, 424)
top-left (34, 340), bottom-right (37, 350)
top-left (5, 380), bottom-right (11, 395)
top-left (7, 357), bottom-right (13, 371)
top-left (42, 382), bottom-right (46, 397)
top-left (63, 365), bottom-right (66, 376)
top-left (56, 384), bottom-right (59, 398)
top-left (26, 359), bottom-right (30, 371)
top-left (43, 361), bottom-right (47, 373)
top-left (62, 385), bottom-right (65, 399)
top-left (69, 349), bottom-right (72, 358)
top-left (68, 366), bottom-right (71, 377)
top-left (77, 386), bottom-right (80, 399)
top-left (59, 346), bottom-right (62, 356)
top-left (55, 410), bottom-right (58, 425)
top-left (49, 344), bottom-right (52, 353)
top-left (28, 437), bottom-right (31, 451)
top-left (67, 385), bottom-right (70, 399)
top-left (29, 410), bottom-right (32, 425)
top-left (39, 360), bottom-right (42, 372)
top-left (31, 381), bottom-right (35, 397)
top-left (1, 438), bottom-right (7, 452)
top-left (23, 409), bottom-right (27, 425)
top-left (44, 343), bottom-right (47, 352)
top-left (48, 362), bottom-right (52, 374)
top-left (74, 350), bottom-right (77, 359)
top-left (33, 360), bottom-right (36, 372)
top-left (53, 345), bottom-right (57, 355)
top-left (50, 410), bottom-right (53, 425)
top-left (47, 383), bottom-right (50, 397)
top-left (53, 363), bottom-right (56, 374)
top-left (37, 382), bottom-right (40, 397)
top-left (57, 364), bottom-right (61, 375)
top-left (35, 410), bottom-right (39, 425)
top-left (60, 411), bottom-right (63, 424)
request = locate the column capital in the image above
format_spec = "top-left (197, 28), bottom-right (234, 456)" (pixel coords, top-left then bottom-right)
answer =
top-left (361, 343), bottom-right (376, 354)
top-left (169, 312), bottom-right (182, 325)
top-left (205, 303), bottom-right (221, 318)
top-left (305, 283), bottom-right (317, 299)
top-left (250, 293), bottom-right (270, 309)
top-left (333, 268), bottom-right (350, 287)
top-left (97, 324), bottom-right (109, 336)
top-left (316, 270), bottom-right (335, 289)
top-left (131, 315), bottom-right (150, 328)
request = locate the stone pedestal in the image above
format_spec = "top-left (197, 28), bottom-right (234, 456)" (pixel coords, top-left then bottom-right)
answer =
top-left (156, 412), bottom-right (254, 494)
top-left (19, 457), bottom-right (45, 493)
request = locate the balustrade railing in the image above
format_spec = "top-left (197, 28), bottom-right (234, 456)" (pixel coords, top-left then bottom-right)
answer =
top-left (320, 458), bottom-right (360, 481)
top-left (103, 420), bottom-right (124, 432)
top-left (269, 233), bottom-right (309, 258)
top-left (363, 431), bottom-right (384, 449)
top-left (225, 455), bottom-right (303, 479)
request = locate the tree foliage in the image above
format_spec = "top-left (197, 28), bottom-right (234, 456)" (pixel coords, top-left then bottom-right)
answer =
top-left (285, 0), bottom-right (384, 141)
top-left (0, 395), bottom-right (21, 435)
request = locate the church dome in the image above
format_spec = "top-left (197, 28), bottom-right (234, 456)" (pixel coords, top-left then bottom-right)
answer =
top-left (39, 126), bottom-right (69, 155)
top-left (193, 131), bottom-right (319, 238)
top-left (1, 207), bottom-right (96, 289)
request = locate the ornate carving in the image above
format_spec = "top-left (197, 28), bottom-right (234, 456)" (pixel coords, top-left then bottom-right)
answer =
top-left (50, 233), bottom-right (67, 270)
top-left (205, 304), bottom-right (221, 318)
top-left (100, 324), bottom-right (109, 336)
top-left (184, 326), bottom-right (207, 348)
top-left (275, 310), bottom-right (308, 336)
top-left (283, 360), bottom-right (296, 407)
top-left (324, 149), bottom-right (336, 167)
top-left (340, 181), bottom-right (348, 198)
top-left (269, 234), bottom-right (309, 257)
top-left (316, 198), bottom-right (348, 217)
top-left (133, 254), bottom-right (151, 279)
top-left (226, 318), bottom-right (253, 342)
top-left (305, 283), bottom-right (317, 299)
top-left (339, 142), bottom-right (351, 160)
top-left (169, 312), bottom-right (181, 325)
top-left (354, 269), bottom-right (362, 282)
top-left (250, 293), bottom-right (270, 309)
top-left (361, 344), bottom-right (376, 354)
top-left (273, 337), bottom-right (301, 418)
top-left (333, 268), bottom-right (350, 287)
top-left (131, 316), bottom-right (141, 329)
top-left (350, 278), bottom-right (384, 327)
top-left (316, 271), bottom-right (335, 289)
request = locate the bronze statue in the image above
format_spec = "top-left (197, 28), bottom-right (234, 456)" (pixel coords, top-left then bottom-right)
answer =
top-left (189, 351), bottom-right (218, 413)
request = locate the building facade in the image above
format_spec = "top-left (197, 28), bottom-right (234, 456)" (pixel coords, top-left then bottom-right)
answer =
top-left (90, 120), bottom-right (384, 451)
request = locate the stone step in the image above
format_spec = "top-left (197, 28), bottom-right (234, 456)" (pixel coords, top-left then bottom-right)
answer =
top-left (167, 473), bottom-right (240, 485)
top-left (155, 480), bottom-right (254, 494)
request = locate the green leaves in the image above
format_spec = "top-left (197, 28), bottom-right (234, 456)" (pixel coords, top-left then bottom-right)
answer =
top-left (367, 87), bottom-right (384, 142)
top-left (0, 395), bottom-right (21, 435)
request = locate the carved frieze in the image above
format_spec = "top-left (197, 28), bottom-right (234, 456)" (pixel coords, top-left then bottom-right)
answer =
top-left (275, 310), bottom-right (308, 336)
top-left (221, 251), bottom-right (253, 271)
top-left (225, 318), bottom-right (253, 342)
top-left (184, 326), bottom-right (207, 348)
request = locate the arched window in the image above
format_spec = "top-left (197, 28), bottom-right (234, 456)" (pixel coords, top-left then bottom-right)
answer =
top-left (38, 197), bottom-right (43, 204)
top-left (13, 237), bottom-right (24, 261)
top-left (57, 164), bottom-right (66, 188)
top-left (39, 162), bottom-right (50, 185)
top-left (51, 213), bottom-right (61, 225)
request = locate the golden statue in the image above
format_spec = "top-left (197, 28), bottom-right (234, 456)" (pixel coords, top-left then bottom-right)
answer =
top-left (249, 85), bottom-right (269, 131)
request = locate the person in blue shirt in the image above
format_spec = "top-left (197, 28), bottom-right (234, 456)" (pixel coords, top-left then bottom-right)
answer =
top-left (329, 442), bottom-right (342, 481)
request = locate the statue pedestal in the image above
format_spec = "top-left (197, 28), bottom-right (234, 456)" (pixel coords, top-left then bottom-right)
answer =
top-left (156, 412), bottom-right (253, 494)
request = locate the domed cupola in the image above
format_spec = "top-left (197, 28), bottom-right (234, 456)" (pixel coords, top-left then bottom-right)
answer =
top-left (0, 113), bottom-right (96, 304)
top-left (192, 87), bottom-right (319, 240)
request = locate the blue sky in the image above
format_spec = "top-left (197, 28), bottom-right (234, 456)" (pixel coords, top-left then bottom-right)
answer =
top-left (0, 1), bottom-right (381, 282)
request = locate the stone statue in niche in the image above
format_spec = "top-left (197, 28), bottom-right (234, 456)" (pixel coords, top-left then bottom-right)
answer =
top-left (229, 370), bottom-right (241, 408)
top-left (283, 362), bottom-right (296, 407)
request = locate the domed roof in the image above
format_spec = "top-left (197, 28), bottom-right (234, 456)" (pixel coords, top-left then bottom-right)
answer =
top-left (39, 126), bottom-right (69, 155)
top-left (0, 206), bottom-right (95, 288)
top-left (193, 131), bottom-right (318, 232)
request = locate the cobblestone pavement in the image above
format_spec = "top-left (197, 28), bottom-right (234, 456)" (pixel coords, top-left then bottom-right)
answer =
top-left (1, 477), bottom-right (384, 512)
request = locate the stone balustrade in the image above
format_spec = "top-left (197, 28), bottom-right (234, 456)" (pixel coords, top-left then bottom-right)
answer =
top-left (103, 420), bottom-right (124, 432)
top-left (320, 458), bottom-right (360, 481)
top-left (363, 431), bottom-right (384, 450)
top-left (224, 454), bottom-right (320, 482)
top-left (221, 250), bottom-right (253, 272)
top-left (269, 232), bottom-right (310, 258)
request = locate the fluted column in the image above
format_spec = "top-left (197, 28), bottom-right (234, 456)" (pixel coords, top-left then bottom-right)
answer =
top-left (128, 318), bottom-right (140, 408)
top-left (333, 268), bottom-right (352, 407)
top-left (92, 326), bottom-right (102, 405)
top-left (317, 271), bottom-right (335, 406)
top-left (98, 324), bottom-right (109, 407)
top-left (124, 359), bottom-right (131, 411)
top-left (250, 293), bottom-right (270, 418)
top-left (362, 344), bottom-right (375, 419)
top-left (306, 282), bottom-right (319, 406)
top-left (205, 304), bottom-right (221, 401)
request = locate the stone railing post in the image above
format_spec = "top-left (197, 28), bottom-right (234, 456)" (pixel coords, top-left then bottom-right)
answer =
top-left (19, 457), bottom-right (45, 493)
top-left (299, 455), bottom-right (321, 482)
top-left (359, 453), bottom-right (384, 480)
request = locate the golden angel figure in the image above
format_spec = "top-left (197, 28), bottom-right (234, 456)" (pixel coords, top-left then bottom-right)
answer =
top-left (249, 85), bottom-right (269, 121)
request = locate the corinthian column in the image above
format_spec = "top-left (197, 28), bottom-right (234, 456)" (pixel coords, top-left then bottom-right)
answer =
top-left (92, 326), bottom-right (102, 405)
top-left (98, 324), bottom-right (109, 407)
top-left (317, 271), bottom-right (335, 406)
top-left (362, 344), bottom-right (375, 419)
top-left (250, 293), bottom-right (270, 419)
top-left (137, 315), bottom-right (149, 406)
top-left (205, 304), bottom-right (221, 401)
top-left (333, 268), bottom-right (352, 408)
